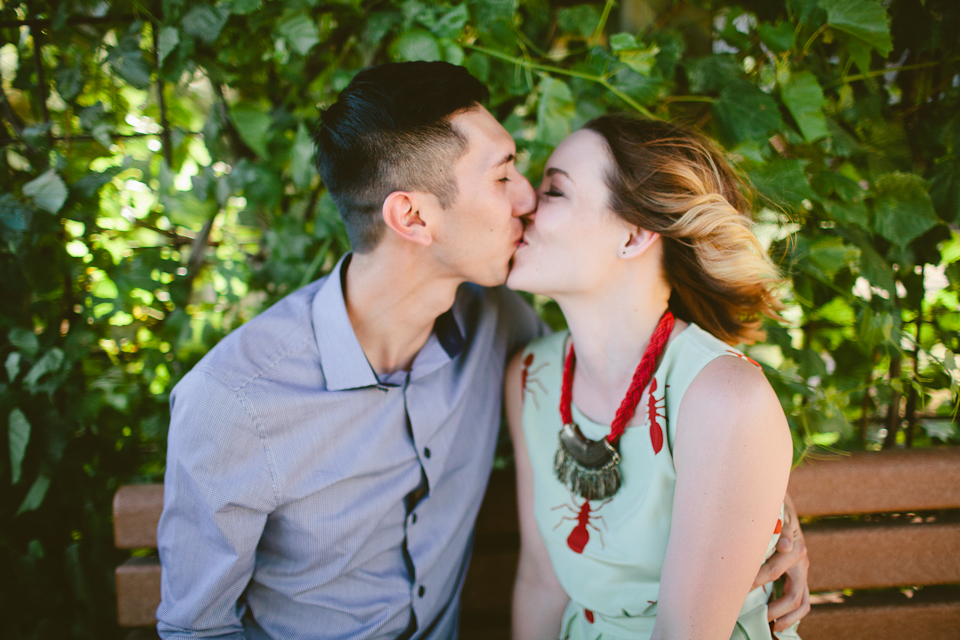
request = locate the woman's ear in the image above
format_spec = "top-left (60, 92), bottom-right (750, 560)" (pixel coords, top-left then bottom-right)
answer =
top-left (618, 227), bottom-right (660, 260)
top-left (381, 191), bottom-right (433, 247)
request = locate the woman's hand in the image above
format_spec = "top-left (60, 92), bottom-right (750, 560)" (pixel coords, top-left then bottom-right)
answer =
top-left (751, 493), bottom-right (811, 631)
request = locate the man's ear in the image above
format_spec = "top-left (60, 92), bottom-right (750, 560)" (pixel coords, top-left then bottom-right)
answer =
top-left (382, 191), bottom-right (432, 247)
top-left (618, 226), bottom-right (660, 260)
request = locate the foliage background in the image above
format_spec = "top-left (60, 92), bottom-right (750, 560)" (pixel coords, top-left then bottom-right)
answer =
top-left (1, 0), bottom-right (959, 637)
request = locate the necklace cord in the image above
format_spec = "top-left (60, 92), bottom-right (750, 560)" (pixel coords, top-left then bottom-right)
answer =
top-left (559, 310), bottom-right (676, 444)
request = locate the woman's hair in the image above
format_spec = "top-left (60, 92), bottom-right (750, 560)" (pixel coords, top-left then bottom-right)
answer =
top-left (583, 114), bottom-right (783, 345)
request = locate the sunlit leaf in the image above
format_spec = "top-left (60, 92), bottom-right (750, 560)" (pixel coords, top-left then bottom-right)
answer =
top-left (230, 107), bottom-right (273, 158)
top-left (8, 327), bottom-right (39, 355)
top-left (610, 34), bottom-right (660, 77)
top-left (6, 352), bottom-right (21, 381)
top-left (535, 76), bottom-right (574, 146)
top-left (291, 123), bottom-right (316, 189)
top-left (781, 72), bottom-right (829, 142)
top-left (820, 0), bottom-right (893, 56)
top-left (277, 13), bottom-right (321, 56)
top-left (158, 26), bottom-right (180, 65)
top-left (872, 172), bottom-right (939, 246)
top-left (8, 408), bottom-right (30, 484)
top-left (181, 4), bottom-right (230, 43)
top-left (16, 474), bottom-right (51, 515)
top-left (23, 171), bottom-right (68, 214)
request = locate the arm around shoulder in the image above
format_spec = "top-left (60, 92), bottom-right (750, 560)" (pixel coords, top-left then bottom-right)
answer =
top-left (505, 350), bottom-right (570, 640)
top-left (653, 356), bottom-right (793, 640)
top-left (157, 370), bottom-right (277, 639)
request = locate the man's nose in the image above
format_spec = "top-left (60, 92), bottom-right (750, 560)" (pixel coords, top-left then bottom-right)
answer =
top-left (511, 175), bottom-right (537, 217)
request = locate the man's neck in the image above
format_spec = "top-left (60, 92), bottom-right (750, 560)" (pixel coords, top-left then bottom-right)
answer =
top-left (343, 244), bottom-right (462, 376)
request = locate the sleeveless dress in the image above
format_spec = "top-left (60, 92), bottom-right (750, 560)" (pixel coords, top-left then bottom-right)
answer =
top-left (518, 324), bottom-right (802, 640)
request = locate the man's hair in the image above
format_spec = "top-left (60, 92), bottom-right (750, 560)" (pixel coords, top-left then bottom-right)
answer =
top-left (314, 61), bottom-right (489, 253)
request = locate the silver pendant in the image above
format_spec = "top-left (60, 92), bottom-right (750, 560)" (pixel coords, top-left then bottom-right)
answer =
top-left (554, 423), bottom-right (622, 500)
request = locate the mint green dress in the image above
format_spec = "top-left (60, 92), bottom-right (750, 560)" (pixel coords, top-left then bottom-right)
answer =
top-left (518, 325), bottom-right (801, 640)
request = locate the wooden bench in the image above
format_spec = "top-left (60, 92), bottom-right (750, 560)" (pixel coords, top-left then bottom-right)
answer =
top-left (114, 447), bottom-right (960, 638)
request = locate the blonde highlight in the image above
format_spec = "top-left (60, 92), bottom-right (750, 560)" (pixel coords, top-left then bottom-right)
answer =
top-left (584, 115), bottom-right (783, 345)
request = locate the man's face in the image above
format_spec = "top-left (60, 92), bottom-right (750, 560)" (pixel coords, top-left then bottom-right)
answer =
top-left (424, 106), bottom-right (536, 287)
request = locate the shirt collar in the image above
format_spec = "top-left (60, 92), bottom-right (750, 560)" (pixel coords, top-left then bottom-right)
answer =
top-left (312, 253), bottom-right (466, 390)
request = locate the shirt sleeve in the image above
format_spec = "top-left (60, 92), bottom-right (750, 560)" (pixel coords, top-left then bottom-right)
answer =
top-left (495, 287), bottom-right (552, 357)
top-left (156, 369), bottom-right (278, 639)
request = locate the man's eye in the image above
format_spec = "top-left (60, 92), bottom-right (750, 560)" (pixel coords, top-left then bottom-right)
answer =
top-left (499, 176), bottom-right (511, 183)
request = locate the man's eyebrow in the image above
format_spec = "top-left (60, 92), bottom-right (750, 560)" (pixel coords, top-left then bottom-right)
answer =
top-left (492, 153), bottom-right (515, 169)
top-left (546, 167), bottom-right (572, 181)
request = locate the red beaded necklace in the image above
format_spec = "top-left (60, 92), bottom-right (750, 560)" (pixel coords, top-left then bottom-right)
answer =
top-left (554, 310), bottom-right (675, 500)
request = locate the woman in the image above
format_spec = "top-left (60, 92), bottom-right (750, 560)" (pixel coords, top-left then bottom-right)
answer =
top-left (504, 115), bottom-right (800, 640)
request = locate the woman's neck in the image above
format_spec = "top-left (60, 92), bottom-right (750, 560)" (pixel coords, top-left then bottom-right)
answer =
top-left (555, 278), bottom-right (675, 424)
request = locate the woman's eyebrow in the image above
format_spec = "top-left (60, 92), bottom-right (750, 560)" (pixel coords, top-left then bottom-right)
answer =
top-left (546, 167), bottom-right (573, 182)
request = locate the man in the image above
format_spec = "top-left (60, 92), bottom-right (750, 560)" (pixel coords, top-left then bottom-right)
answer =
top-left (157, 61), bottom-right (809, 640)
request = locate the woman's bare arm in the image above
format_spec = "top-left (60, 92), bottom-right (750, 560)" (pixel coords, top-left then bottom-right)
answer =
top-left (505, 350), bottom-right (570, 640)
top-left (651, 355), bottom-right (793, 640)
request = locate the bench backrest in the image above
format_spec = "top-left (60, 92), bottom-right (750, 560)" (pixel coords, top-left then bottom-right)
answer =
top-left (114, 447), bottom-right (960, 638)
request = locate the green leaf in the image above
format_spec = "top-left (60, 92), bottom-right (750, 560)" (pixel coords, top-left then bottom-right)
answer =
top-left (277, 13), bottom-right (321, 56)
top-left (230, 107), bottom-right (273, 158)
top-left (557, 5), bottom-right (601, 38)
top-left (8, 408), bottom-right (30, 484)
top-left (157, 26), bottom-right (180, 65)
top-left (930, 160), bottom-right (960, 225)
top-left (857, 241), bottom-right (895, 292)
top-left (758, 22), bottom-right (796, 53)
top-left (807, 236), bottom-right (860, 277)
top-left (820, 0), bottom-right (893, 56)
top-left (872, 172), bottom-right (939, 245)
top-left (6, 352), bottom-right (21, 381)
top-left (16, 474), bottom-right (51, 515)
top-left (23, 171), bottom-right (68, 214)
top-left (468, 0), bottom-right (517, 25)
top-left (712, 81), bottom-right (783, 146)
top-left (23, 348), bottom-right (65, 391)
top-left (0, 194), bottom-right (32, 250)
top-left (683, 55), bottom-right (742, 94)
top-left (181, 4), bottom-right (230, 43)
top-left (431, 4), bottom-right (469, 39)
top-left (8, 328), bottom-right (39, 355)
top-left (610, 34), bottom-right (660, 77)
top-left (390, 29), bottom-right (442, 62)
top-left (54, 62), bottom-right (84, 102)
top-left (290, 123), bottom-right (316, 189)
top-left (108, 22), bottom-right (153, 88)
top-left (749, 158), bottom-right (816, 209)
top-left (535, 76), bottom-right (574, 146)
top-left (231, 0), bottom-right (261, 14)
top-left (781, 72), bottom-right (830, 142)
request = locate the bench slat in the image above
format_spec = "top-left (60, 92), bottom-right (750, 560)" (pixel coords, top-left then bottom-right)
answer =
top-left (801, 588), bottom-right (960, 639)
top-left (114, 485), bottom-right (164, 549)
top-left (116, 557), bottom-right (162, 627)
top-left (806, 520), bottom-right (960, 592)
top-left (788, 447), bottom-right (960, 517)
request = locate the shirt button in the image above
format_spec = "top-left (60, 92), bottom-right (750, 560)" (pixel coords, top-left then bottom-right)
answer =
top-left (412, 513), bottom-right (418, 524)
top-left (424, 447), bottom-right (431, 459)
top-left (418, 585), bottom-right (426, 597)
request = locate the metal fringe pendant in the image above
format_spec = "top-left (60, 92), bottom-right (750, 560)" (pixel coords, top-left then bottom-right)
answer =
top-left (554, 423), bottom-right (621, 500)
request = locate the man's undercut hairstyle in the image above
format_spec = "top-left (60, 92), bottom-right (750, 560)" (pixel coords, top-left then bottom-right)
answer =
top-left (315, 61), bottom-right (489, 253)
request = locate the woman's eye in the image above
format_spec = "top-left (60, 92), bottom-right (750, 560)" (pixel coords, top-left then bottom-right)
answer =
top-left (542, 189), bottom-right (563, 198)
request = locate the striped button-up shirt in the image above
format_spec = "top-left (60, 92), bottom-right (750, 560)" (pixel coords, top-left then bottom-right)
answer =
top-left (156, 255), bottom-right (543, 640)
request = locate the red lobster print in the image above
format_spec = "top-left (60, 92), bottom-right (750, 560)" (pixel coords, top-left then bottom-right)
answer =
top-left (726, 349), bottom-right (762, 368)
top-left (647, 378), bottom-right (667, 454)
top-left (520, 353), bottom-right (547, 409)
top-left (552, 495), bottom-right (611, 554)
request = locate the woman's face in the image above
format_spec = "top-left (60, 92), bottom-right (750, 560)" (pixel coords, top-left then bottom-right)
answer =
top-left (507, 129), bottom-right (632, 297)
